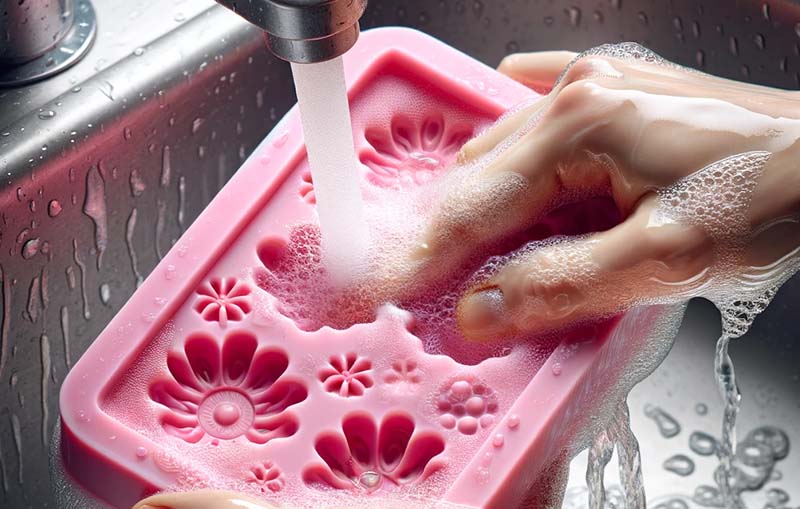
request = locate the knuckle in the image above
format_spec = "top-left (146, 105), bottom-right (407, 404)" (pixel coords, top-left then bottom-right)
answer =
top-left (549, 80), bottom-right (599, 116)
top-left (560, 56), bottom-right (608, 85)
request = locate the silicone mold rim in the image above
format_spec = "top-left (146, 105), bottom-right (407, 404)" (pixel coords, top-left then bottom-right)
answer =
top-left (59, 26), bottom-right (677, 508)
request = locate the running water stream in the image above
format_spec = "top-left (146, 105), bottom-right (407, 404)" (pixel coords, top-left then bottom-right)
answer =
top-left (290, 57), bottom-right (369, 282)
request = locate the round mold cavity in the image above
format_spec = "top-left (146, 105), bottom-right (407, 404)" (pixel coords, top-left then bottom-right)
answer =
top-left (436, 375), bottom-right (498, 436)
top-left (198, 389), bottom-right (255, 440)
top-left (257, 236), bottom-right (290, 272)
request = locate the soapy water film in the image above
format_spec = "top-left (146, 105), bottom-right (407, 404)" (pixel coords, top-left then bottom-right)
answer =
top-left (256, 42), bottom-right (800, 508)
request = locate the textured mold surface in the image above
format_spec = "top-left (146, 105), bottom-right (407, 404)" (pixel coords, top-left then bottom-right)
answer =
top-left (59, 28), bottom-right (670, 509)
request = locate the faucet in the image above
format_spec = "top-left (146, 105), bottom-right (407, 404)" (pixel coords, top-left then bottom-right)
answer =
top-left (0, 0), bottom-right (97, 87)
top-left (213, 0), bottom-right (368, 63)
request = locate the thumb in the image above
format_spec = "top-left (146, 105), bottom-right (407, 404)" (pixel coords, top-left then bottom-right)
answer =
top-left (457, 196), bottom-right (714, 340)
top-left (133, 490), bottom-right (276, 509)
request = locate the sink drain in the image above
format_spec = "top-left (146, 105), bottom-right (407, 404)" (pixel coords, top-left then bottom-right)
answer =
top-left (0, 0), bottom-right (97, 88)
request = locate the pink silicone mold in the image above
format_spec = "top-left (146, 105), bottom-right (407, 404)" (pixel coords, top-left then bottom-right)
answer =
top-left (59, 27), bottom-right (673, 509)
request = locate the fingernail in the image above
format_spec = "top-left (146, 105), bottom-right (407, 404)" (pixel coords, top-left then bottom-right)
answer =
top-left (458, 287), bottom-right (508, 339)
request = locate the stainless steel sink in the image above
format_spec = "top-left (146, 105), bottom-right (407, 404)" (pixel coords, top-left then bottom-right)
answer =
top-left (1, 1), bottom-right (799, 507)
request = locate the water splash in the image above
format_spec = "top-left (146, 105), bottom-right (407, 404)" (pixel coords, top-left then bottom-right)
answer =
top-left (25, 276), bottom-right (41, 323)
top-left (0, 264), bottom-right (9, 377)
top-left (178, 175), bottom-right (186, 232)
top-left (40, 334), bottom-right (51, 447)
top-left (689, 431), bottom-right (718, 456)
top-left (644, 405), bottom-right (682, 438)
top-left (11, 414), bottom-right (22, 485)
top-left (72, 239), bottom-right (91, 320)
top-left (83, 165), bottom-right (108, 270)
top-left (161, 145), bottom-right (172, 188)
top-left (60, 306), bottom-right (71, 369)
top-left (126, 208), bottom-right (143, 287)
top-left (155, 199), bottom-right (167, 260)
top-left (663, 454), bottom-right (695, 476)
top-left (586, 403), bottom-right (645, 508)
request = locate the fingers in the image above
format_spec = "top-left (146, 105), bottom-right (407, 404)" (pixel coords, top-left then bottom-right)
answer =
top-left (458, 51), bottom-right (578, 165)
top-left (457, 196), bottom-right (715, 340)
top-left (133, 490), bottom-right (275, 509)
top-left (458, 100), bottom-right (540, 164)
top-left (498, 51), bottom-right (578, 90)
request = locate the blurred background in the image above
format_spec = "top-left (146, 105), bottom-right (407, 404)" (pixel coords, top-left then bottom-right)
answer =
top-left (1, 0), bottom-right (798, 507)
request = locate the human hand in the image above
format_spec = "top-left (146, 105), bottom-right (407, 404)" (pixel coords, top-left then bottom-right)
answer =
top-left (391, 45), bottom-right (800, 340)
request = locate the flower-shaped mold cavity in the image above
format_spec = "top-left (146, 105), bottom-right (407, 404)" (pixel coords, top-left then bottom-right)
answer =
top-left (361, 114), bottom-right (473, 189)
top-left (436, 376), bottom-right (498, 436)
top-left (194, 277), bottom-right (252, 327)
top-left (318, 352), bottom-right (374, 397)
top-left (383, 359), bottom-right (422, 394)
top-left (303, 412), bottom-right (445, 492)
top-left (149, 331), bottom-right (306, 444)
top-left (246, 460), bottom-right (285, 493)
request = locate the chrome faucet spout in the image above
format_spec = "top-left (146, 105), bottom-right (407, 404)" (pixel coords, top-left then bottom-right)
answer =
top-left (214, 0), bottom-right (368, 63)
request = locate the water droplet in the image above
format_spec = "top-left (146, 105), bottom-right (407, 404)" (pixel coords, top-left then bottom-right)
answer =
top-left (566, 6), bottom-right (581, 27)
top-left (191, 117), bottom-right (205, 134)
top-left (22, 238), bottom-right (41, 259)
top-left (695, 402), bottom-right (708, 415)
top-left (174, 11), bottom-right (186, 22)
top-left (770, 468), bottom-right (782, 480)
top-left (593, 11), bottom-right (604, 23)
top-left (610, 0), bottom-right (622, 10)
top-left (71, 86), bottom-right (81, 93)
top-left (83, 165), bottom-right (108, 270)
top-left (746, 425), bottom-right (789, 460)
top-left (795, 22), bottom-right (800, 39)
top-left (663, 454), bottom-right (695, 476)
top-left (99, 283), bottom-right (111, 305)
top-left (136, 446), bottom-right (148, 458)
top-left (551, 362), bottom-right (562, 375)
top-left (644, 405), bottom-right (681, 438)
top-left (693, 485), bottom-right (722, 506)
top-left (492, 433), bottom-right (504, 447)
top-left (48, 200), bottom-right (62, 217)
top-left (637, 11), bottom-right (648, 25)
top-left (766, 488), bottom-right (789, 504)
top-left (692, 21), bottom-right (701, 38)
top-left (673, 16), bottom-right (683, 30)
top-left (543, 16), bottom-right (554, 26)
top-left (133, 47), bottom-right (145, 56)
top-left (689, 431), bottom-right (718, 456)
top-left (762, 3), bottom-right (771, 20)
top-left (273, 131), bottom-right (289, 148)
top-left (754, 33), bottom-right (766, 50)
top-left (37, 110), bottom-right (56, 120)
top-left (507, 414), bottom-right (520, 429)
top-left (506, 40), bottom-right (520, 53)
top-left (695, 50), bottom-right (705, 67)
top-left (357, 471), bottom-right (381, 491)
top-left (165, 264), bottom-right (176, 280)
